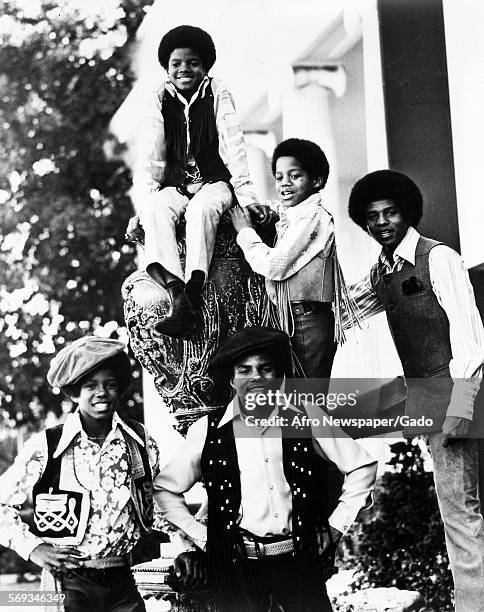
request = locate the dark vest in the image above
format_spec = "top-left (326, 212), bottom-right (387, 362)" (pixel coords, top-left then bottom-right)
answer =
top-left (371, 237), bottom-right (453, 434)
top-left (31, 420), bottom-right (154, 545)
top-left (161, 79), bottom-right (231, 187)
top-left (200, 405), bottom-right (332, 611)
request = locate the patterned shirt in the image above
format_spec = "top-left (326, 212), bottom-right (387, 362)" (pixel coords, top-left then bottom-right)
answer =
top-left (344, 226), bottom-right (484, 419)
top-left (133, 76), bottom-right (257, 207)
top-left (0, 410), bottom-right (160, 561)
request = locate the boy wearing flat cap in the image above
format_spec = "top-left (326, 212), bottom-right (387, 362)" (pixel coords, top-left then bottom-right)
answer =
top-left (127, 25), bottom-right (263, 339)
top-left (346, 170), bottom-right (484, 612)
top-left (0, 336), bottom-right (160, 611)
top-left (154, 326), bottom-right (377, 611)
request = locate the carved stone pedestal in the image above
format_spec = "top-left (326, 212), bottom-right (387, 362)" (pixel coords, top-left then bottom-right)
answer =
top-left (132, 558), bottom-right (215, 612)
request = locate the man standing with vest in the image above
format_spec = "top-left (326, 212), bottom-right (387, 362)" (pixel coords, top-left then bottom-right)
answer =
top-left (346, 170), bottom-right (484, 612)
top-left (154, 326), bottom-right (377, 611)
top-left (0, 337), bottom-right (159, 611)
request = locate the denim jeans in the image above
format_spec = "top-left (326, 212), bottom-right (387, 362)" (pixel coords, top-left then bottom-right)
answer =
top-left (428, 433), bottom-right (484, 612)
top-left (290, 302), bottom-right (337, 384)
top-left (61, 565), bottom-right (145, 612)
top-left (229, 553), bottom-right (333, 612)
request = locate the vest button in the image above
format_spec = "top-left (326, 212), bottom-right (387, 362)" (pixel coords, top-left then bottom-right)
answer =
top-left (388, 303), bottom-right (395, 311)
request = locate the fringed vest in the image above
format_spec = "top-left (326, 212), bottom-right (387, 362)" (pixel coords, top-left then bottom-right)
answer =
top-left (200, 405), bottom-right (331, 611)
top-left (161, 79), bottom-right (231, 187)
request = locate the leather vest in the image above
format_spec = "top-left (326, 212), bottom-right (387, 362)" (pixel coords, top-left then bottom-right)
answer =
top-left (161, 79), bottom-right (231, 187)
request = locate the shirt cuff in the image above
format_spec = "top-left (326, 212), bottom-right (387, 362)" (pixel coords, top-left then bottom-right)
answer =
top-left (177, 518), bottom-right (207, 550)
top-left (233, 189), bottom-right (257, 208)
top-left (446, 378), bottom-right (482, 419)
top-left (327, 492), bottom-right (374, 535)
top-left (236, 227), bottom-right (261, 250)
top-left (17, 534), bottom-right (44, 562)
top-left (327, 507), bottom-right (354, 536)
top-left (170, 531), bottom-right (202, 555)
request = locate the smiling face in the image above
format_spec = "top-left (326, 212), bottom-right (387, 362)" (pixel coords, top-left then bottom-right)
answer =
top-left (73, 368), bottom-right (120, 429)
top-left (230, 352), bottom-right (279, 413)
top-left (167, 47), bottom-right (206, 99)
top-left (274, 156), bottom-right (321, 208)
top-left (366, 199), bottom-right (410, 254)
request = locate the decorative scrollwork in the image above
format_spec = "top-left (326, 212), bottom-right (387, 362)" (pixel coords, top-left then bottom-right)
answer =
top-left (122, 216), bottom-right (273, 434)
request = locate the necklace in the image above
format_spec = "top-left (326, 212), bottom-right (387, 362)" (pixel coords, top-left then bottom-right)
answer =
top-left (87, 434), bottom-right (107, 444)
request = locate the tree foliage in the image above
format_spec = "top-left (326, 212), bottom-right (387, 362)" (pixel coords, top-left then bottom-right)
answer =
top-left (0, 0), bottom-right (153, 432)
top-left (351, 439), bottom-right (453, 611)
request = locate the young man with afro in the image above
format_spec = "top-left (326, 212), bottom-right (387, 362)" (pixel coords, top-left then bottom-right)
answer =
top-left (346, 169), bottom-right (484, 612)
top-left (127, 26), bottom-right (265, 339)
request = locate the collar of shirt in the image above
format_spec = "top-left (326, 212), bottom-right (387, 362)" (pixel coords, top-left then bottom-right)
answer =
top-left (53, 410), bottom-right (144, 458)
top-left (217, 396), bottom-right (302, 430)
top-left (164, 75), bottom-right (210, 108)
top-left (276, 191), bottom-right (327, 227)
top-left (378, 225), bottom-right (420, 273)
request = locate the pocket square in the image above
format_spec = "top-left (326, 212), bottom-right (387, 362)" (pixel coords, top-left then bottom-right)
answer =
top-left (401, 276), bottom-right (425, 295)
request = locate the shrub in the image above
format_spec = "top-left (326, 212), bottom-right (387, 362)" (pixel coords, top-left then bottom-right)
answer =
top-left (350, 439), bottom-right (453, 611)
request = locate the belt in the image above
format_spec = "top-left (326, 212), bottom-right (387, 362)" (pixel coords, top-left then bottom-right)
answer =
top-left (291, 301), bottom-right (328, 316)
top-left (243, 537), bottom-right (294, 559)
top-left (80, 556), bottom-right (127, 569)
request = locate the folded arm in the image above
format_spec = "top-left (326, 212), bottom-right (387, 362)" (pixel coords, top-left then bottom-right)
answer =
top-left (307, 404), bottom-right (378, 535)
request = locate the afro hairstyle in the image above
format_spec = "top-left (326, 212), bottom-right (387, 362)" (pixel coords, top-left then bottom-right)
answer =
top-left (158, 25), bottom-right (216, 72)
top-left (271, 138), bottom-right (330, 189)
top-left (348, 169), bottom-right (423, 231)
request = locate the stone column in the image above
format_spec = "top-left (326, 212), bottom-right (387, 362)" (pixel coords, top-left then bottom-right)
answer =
top-left (282, 62), bottom-right (346, 215)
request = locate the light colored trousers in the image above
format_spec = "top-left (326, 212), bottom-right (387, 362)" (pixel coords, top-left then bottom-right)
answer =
top-left (428, 432), bottom-right (484, 612)
top-left (141, 181), bottom-right (233, 282)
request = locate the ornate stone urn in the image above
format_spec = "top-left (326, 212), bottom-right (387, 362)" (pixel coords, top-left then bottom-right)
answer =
top-left (122, 213), bottom-right (274, 432)
top-left (124, 214), bottom-right (275, 609)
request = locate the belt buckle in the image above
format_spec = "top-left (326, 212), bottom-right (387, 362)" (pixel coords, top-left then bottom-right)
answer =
top-left (255, 541), bottom-right (266, 559)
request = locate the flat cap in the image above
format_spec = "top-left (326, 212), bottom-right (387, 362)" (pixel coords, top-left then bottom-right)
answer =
top-left (210, 326), bottom-right (292, 376)
top-left (47, 336), bottom-right (131, 390)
